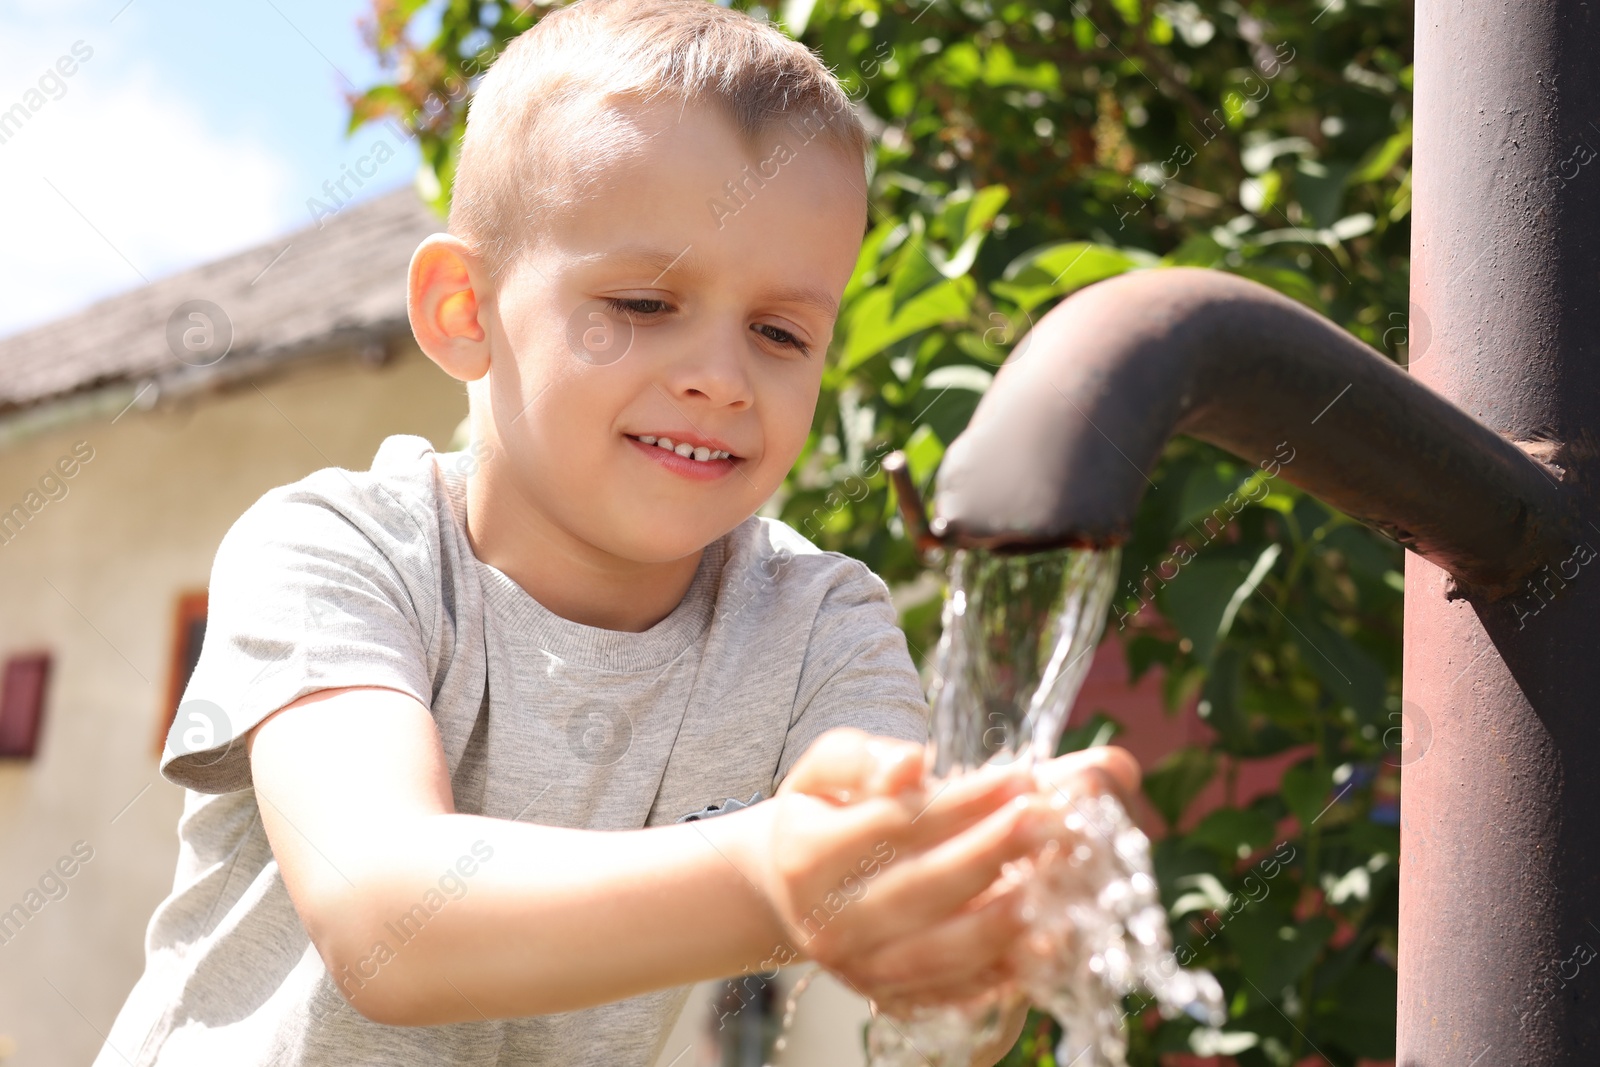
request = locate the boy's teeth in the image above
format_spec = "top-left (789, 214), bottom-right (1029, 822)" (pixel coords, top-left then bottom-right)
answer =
top-left (637, 434), bottom-right (732, 462)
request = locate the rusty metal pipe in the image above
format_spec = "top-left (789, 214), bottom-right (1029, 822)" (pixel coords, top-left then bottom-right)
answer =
top-left (928, 267), bottom-right (1580, 599)
top-left (1400, 1), bottom-right (1600, 1063)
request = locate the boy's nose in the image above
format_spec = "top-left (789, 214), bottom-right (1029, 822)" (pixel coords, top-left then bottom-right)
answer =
top-left (662, 325), bottom-right (755, 409)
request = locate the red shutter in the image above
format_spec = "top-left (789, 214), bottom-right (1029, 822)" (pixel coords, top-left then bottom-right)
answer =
top-left (154, 592), bottom-right (208, 758)
top-left (0, 653), bottom-right (52, 759)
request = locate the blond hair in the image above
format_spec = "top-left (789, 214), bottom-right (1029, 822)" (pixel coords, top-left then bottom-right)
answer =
top-left (449, 0), bottom-right (872, 277)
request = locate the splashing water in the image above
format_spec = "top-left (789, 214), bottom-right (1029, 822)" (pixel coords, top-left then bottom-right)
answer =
top-left (862, 546), bottom-right (1225, 1067)
top-left (760, 964), bottom-right (821, 1067)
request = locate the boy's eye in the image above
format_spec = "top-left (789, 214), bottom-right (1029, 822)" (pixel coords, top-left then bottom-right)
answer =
top-left (604, 297), bottom-right (669, 316)
top-left (603, 298), bottom-right (810, 356)
top-left (752, 323), bottom-right (810, 355)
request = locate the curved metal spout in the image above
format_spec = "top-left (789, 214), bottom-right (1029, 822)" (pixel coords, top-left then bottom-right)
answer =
top-left (930, 267), bottom-right (1578, 598)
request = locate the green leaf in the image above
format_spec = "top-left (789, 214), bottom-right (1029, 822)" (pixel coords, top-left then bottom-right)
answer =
top-left (992, 242), bottom-right (1141, 311)
top-left (1143, 747), bottom-right (1217, 829)
top-left (1162, 232), bottom-right (1227, 267)
top-left (1159, 545), bottom-right (1279, 662)
top-left (1195, 648), bottom-right (1255, 751)
top-left (839, 277), bottom-right (973, 372)
top-left (842, 219), bottom-right (903, 304)
top-left (1280, 761), bottom-right (1335, 830)
top-left (1351, 121), bottom-right (1413, 184)
top-left (920, 364), bottom-right (994, 394)
top-left (1188, 1029), bottom-right (1260, 1057)
top-left (1123, 633), bottom-right (1175, 683)
top-left (888, 219), bottom-right (943, 307)
top-left (1226, 265), bottom-right (1325, 312)
top-left (1230, 913), bottom-right (1335, 997)
top-left (939, 185), bottom-right (1010, 245)
top-left (1170, 871), bottom-right (1231, 916)
top-left (1317, 962), bottom-right (1399, 1059)
top-left (1108, 0), bottom-right (1140, 24)
top-left (1055, 710), bottom-right (1122, 756)
top-left (1295, 159), bottom-right (1358, 229)
top-left (901, 423), bottom-right (945, 486)
top-left (1187, 807), bottom-right (1277, 862)
top-left (778, 0), bottom-right (818, 37)
top-left (1324, 523), bottom-right (1401, 581)
top-left (1175, 461), bottom-right (1244, 531)
top-left (1285, 608), bottom-right (1388, 725)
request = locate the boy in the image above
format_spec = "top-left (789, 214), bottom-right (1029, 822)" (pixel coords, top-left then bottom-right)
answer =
top-left (95, 1), bottom-right (1137, 1064)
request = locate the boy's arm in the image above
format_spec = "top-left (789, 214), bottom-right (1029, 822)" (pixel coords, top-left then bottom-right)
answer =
top-left (247, 685), bottom-right (1047, 1026)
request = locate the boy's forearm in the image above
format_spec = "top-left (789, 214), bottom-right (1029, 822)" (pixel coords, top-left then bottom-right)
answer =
top-left (324, 805), bottom-right (790, 1025)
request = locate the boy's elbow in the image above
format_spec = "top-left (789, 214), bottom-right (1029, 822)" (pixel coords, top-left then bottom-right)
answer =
top-left (317, 932), bottom-right (444, 1028)
top-left (301, 888), bottom-right (438, 1026)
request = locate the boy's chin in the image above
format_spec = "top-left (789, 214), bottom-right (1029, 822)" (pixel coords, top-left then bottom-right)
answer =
top-left (601, 511), bottom-right (746, 565)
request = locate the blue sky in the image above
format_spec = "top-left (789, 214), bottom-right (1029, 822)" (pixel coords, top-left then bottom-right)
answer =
top-left (0, 0), bottom-right (433, 338)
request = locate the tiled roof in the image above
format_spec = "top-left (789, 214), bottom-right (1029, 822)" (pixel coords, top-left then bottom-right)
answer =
top-left (0, 189), bottom-right (440, 416)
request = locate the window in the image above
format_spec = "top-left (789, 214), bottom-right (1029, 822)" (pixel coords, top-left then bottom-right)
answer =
top-left (0, 653), bottom-right (52, 760)
top-left (154, 592), bottom-right (207, 757)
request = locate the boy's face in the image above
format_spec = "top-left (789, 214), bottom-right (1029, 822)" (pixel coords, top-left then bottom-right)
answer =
top-left (478, 100), bottom-right (869, 564)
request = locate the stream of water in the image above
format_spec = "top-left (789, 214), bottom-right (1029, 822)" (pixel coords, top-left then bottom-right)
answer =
top-left (760, 545), bottom-right (1223, 1066)
top-left (864, 545), bottom-right (1225, 1067)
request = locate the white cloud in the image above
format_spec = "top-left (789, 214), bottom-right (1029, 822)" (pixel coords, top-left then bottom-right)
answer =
top-left (0, 38), bottom-right (293, 339)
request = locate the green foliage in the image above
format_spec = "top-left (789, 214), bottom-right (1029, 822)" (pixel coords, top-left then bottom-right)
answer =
top-left (354, 1), bottom-right (1411, 1061)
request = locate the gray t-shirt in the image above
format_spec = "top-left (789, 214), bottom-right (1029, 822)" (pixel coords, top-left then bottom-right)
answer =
top-left (95, 434), bottom-right (929, 1066)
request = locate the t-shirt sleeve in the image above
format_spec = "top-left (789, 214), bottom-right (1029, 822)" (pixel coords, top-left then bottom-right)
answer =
top-left (160, 485), bottom-right (435, 794)
top-left (774, 560), bottom-right (931, 789)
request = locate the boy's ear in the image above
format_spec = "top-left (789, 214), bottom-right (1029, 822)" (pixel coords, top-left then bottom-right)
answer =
top-left (408, 233), bottom-right (490, 382)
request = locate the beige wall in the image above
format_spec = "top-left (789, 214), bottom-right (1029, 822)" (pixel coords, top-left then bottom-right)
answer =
top-left (0, 343), bottom-right (881, 1067)
top-left (0, 344), bottom-right (466, 1065)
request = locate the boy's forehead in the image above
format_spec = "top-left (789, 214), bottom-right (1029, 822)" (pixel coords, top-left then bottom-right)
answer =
top-left (533, 99), bottom-right (867, 281)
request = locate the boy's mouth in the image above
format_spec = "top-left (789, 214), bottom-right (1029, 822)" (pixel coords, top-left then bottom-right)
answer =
top-left (626, 433), bottom-right (740, 464)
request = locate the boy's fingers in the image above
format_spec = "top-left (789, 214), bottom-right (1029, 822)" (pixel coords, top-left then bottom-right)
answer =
top-left (849, 875), bottom-right (1027, 999)
top-left (779, 728), bottom-right (925, 802)
top-left (868, 738), bottom-right (926, 796)
top-left (1036, 745), bottom-right (1141, 808)
top-left (893, 761), bottom-right (1036, 846)
top-left (864, 793), bottom-right (1043, 942)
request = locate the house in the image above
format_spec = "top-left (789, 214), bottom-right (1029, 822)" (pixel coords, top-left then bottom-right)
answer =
top-left (0, 189), bottom-right (467, 1065)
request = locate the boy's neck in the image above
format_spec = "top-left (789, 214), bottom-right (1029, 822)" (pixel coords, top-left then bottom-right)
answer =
top-left (462, 469), bottom-right (704, 634)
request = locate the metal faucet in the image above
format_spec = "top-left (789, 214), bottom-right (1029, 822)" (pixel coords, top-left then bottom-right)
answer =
top-left (887, 267), bottom-right (1581, 601)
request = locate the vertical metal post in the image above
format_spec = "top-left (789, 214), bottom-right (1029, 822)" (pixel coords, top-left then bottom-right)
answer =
top-left (1404, 1), bottom-right (1600, 1062)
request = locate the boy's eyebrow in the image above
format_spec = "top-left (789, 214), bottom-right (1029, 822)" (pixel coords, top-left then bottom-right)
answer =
top-left (582, 243), bottom-right (840, 320)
